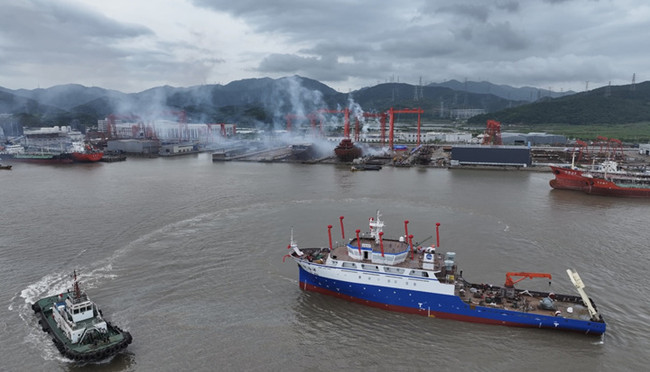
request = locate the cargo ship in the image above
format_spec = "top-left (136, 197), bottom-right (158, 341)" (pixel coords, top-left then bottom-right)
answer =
top-left (549, 165), bottom-right (590, 190)
top-left (8, 152), bottom-right (74, 164)
top-left (71, 143), bottom-right (104, 162)
top-left (583, 173), bottom-right (650, 197)
top-left (550, 161), bottom-right (650, 197)
top-left (284, 212), bottom-right (606, 335)
top-left (31, 271), bottom-right (133, 361)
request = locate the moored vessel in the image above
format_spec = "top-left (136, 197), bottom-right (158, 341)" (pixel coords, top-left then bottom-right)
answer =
top-left (8, 152), bottom-right (74, 164)
top-left (583, 174), bottom-right (650, 197)
top-left (284, 212), bottom-right (606, 335)
top-left (31, 271), bottom-right (133, 361)
top-left (549, 165), bottom-right (588, 191)
top-left (334, 138), bottom-right (362, 162)
top-left (550, 160), bottom-right (650, 197)
top-left (71, 143), bottom-right (104, 162)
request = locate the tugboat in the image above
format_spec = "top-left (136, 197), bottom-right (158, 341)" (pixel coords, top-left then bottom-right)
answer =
top-left (31, 271), bottom-right (133, 361)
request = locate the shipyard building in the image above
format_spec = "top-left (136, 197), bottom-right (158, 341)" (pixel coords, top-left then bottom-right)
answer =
top-left (450, 145), bottom-right (532, 167)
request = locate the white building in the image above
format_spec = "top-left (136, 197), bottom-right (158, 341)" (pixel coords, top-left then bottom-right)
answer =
top-left (395, 131), bottom-right (472, 143)
top-left (98, 119), bottom-right (236, 143)
top-left (639, 143), bottom-right (650, 156)
top-left (22, 126), bottom-right (84, 152)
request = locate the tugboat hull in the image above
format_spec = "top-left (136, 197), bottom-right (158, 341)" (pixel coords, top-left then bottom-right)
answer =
top-left (32, 292), bottom-right (132, 361)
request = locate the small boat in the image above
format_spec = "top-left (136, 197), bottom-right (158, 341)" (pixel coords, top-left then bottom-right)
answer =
top-left (350, 164), bottom-right (382, 171)
top-left (31, 271), bottom-right (133, 361)
top-left (0, 164), bottom-right (11, 170)
top-left (284, 212), bottom-right (606, 335)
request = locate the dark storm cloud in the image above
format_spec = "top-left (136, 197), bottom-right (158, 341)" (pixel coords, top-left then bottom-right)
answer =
top-left (0, 0), bottom-right (221, 91)
top-left (0, 1), bottom-right (151, 57)
top-left (2, 0), bottom-right (648, 93)
top-left (198, 0), bottom-right (647, 91)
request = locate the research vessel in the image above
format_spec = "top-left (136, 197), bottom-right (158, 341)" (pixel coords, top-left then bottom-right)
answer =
top-left (284, 212), bottom-right (606, 335)
top-left (31, 272), bottom-right (133, 361)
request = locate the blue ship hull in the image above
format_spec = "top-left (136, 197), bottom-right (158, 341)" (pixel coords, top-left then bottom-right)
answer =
top-left (298, 265), bottom-right (606, 335)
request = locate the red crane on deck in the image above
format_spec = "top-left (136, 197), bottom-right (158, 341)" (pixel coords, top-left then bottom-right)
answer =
top-left (503, 272), bottom-right (552, 299)
top-left (504, 272), bottom-right (552, 288)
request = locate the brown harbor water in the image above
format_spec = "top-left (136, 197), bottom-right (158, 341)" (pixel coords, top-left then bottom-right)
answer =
top-left (1, 153), bottom-right (649, 371)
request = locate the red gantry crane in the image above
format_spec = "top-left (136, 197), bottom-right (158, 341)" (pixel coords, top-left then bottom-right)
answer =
top-left (388, 107), bottom-right (424, 149)
top-left (572, 139), bottom-right (589, 162)
top-left (106, 114), bottom-right (140, 139)
top-left (285, 113), bottom-right (317, 133)
top-left (316, 108), bottom-right (351, 138)
top-left (481, 120), bottom-right (502, 145)
top-left (362, 112), bottom-right (388, 145)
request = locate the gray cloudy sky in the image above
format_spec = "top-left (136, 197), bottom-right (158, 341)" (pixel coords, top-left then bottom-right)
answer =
top-left (1, 0), bottom-right (647, 93)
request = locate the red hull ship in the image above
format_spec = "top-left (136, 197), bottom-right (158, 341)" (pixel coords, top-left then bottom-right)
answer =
top-left (71, 151), bottom-right (104, 162)
top-left (334, 138), bottom-right (362, 162)
top-left (549, 166), bottom-right (586, 191)
top-left (583, 175), bottom-right (650, 197)
top-left (550, 162), bottom-right (650, 197)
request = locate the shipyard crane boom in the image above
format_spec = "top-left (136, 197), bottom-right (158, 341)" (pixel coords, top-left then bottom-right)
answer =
top-left (608, 138), bottom-right (624, 159)
top-left (573, 139), bottom-right (589, 162)
top-left (482, 120), bottom-right (502, 145)
top-left (504, 272), bottom-right (552, 288)
top-left (164, 110), bottom-right (188, 142)
top-left (106, 114), bottom-right (140, 139)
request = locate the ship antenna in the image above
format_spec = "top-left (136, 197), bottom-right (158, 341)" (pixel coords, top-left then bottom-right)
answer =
top-left (73, 270), bottom-right (81, 299)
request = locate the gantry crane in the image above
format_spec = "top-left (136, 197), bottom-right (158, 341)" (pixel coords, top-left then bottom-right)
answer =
top-left (481, 120), bottom-right (502, 145)
top-left (388, 107), bottom-right (424, 149)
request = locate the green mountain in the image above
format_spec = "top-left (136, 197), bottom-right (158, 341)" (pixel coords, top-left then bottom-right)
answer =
top-left (468, 81), bottom-right (650, 125)
top-left (3, 77), bottom-right (649, 137)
